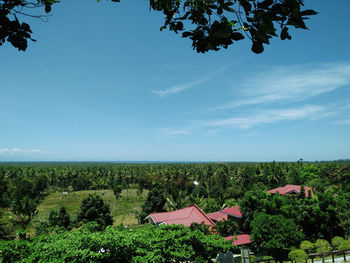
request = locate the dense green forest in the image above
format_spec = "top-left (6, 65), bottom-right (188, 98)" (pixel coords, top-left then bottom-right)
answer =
top-left (0, 161), bottom-right (350, 262)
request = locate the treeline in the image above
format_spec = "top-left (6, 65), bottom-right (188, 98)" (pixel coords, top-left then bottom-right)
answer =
top-left (1, 161), bottom-right (350, 237)
top-left (1, 161), bottom-right (350, 262)
top-left (1, 160), bottom-right (349, 205)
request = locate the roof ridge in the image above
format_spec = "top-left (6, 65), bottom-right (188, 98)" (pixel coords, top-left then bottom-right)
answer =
top-left (191, 203), bottom-right (215, 226)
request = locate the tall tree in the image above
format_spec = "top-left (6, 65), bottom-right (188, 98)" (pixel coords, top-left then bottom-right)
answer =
top-left (77, 195), bottom-right (113, 229)
top-left (11, 196), bottom-right (38, 230)
top-left (48, 205), bottom-right (71, 229)
top-left (140, 183), bottom-right (166, 221)
top-left (238, 189), bottom-right (268, 231)
top-left (251, 213), bottom-right (304, 262)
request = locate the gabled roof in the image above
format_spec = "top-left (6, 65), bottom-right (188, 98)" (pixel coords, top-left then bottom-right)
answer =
top-left (267, 184), bottom-right (314, 197)
top-left (207, 211), bottom-right (229, 221)
top-left (224, 234), bottom-right (251, 246)
top-left (148, 204), bottom-right (215, 227)
top-left (207, 206), bottom-right (242, 222)
top-left (221, 206), bottom-right (242, 218)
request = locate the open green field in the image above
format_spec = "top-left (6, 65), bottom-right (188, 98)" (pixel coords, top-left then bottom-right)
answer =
top-left (1, 188), bottom-right (149, 237)
top-left (35, 188), bottom-right (148, 226)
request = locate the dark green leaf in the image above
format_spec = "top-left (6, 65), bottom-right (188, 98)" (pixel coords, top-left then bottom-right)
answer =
top-left (280, 27), bottom-right (289, 40)
top-left (231, 32), bottom-right (244, 41)
top-left (301, 9), bottom-right (318, 16)
top-left (252, 40), bottom-right (264, 54)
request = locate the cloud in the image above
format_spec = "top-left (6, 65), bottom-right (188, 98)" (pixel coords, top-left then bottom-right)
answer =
top-left (152, 65), bottom-right (230, 97)
top-left (161, 129), bottom-right (191, 136)
top-left (0, 148), bottom-right (40, 154)
top-left (152, 78), bottom-right (208, 97)
top-left (214, 63), bottom-right (350, 110)
top-left (200, 105), bottom-right (324, 128)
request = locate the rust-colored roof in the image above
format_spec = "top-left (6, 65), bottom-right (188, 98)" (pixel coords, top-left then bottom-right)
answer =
top-left (267, 184), bottom-right (314, 197)
top-left (225, 234), bottom-right (251, 246)
top-left (221, 206), bottom-right (242, 218)
top-left (149, 204), bottom-right (215, 227)
top-left (207, 211), bottom-right (229, 221)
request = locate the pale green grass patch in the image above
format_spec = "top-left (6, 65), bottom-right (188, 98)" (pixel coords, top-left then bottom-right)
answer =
top-left (34, 188), bottom-right (148, 226)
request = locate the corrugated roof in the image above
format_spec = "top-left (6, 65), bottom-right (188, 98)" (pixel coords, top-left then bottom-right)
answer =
top-left (149, 204), bottom-right (215, 227)
top-left (267, 184), bottom-right (314, 197)
top-left (224, 234), bottom-right (251, 246)
top-left (221, 206), bottom-right (242, 218)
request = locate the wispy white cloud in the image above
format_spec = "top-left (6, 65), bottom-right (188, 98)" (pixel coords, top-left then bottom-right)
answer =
top-left (200, 105), bottom-right (324, 128)
top-left (152, 78), bottom-right (208, 97)
top-left (152, 65), bottom-right (230, 97)
top-left (161, 129), bottom-right (191, 136)
top-left (213, 63), bottom-right (350, 110)
top-left (0, 148), bottom-right (40, 154)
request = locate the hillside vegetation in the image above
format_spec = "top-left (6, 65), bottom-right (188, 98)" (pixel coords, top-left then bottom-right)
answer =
top-left (0, 161), bottom-right (349, 262)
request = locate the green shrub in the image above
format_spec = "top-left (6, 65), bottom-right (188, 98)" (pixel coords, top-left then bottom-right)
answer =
top-left (0, 240), bottom-right (31, 263)
top-left (289, 249), bottom-right (308, 263)
top-left (332, 236), bottom-right (345, 250)
top-left (300, 240), bottom-right (314, 253)
top-left (314, 239), bottom-right (331, 254)
top-left (338, 239), bottom-right (350, 251)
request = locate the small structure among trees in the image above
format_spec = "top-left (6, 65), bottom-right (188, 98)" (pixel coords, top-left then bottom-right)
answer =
top-left (209, 206), bottom-right (243, 230)
top-left (267, 184), bottom-right (314, 197)
top-left (225, 235), bottom-right (252, 263)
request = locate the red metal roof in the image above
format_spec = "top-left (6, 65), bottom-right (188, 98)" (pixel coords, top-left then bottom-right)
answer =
top-left (224, 234), bottom-right (251, 246)
top-left (221, 206), bottom-right (242, 218)
top-left (207, 211), bottom-right (229, 221)
top-left (149, 204), bottom-right (215, 227)
top-left (267, 184), bottom-right (314, 197)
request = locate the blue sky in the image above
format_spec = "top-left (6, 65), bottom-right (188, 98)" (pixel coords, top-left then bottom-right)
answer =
top-left (1, 0), bottom-right (350, 162)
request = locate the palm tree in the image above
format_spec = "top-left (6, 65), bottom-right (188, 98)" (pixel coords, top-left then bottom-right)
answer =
top-left (11, 196), bottom-right (38, 230)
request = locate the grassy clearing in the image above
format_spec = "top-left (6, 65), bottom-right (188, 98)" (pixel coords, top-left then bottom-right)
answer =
top-left (1, 188), bottom-right (149, 238)
top-left (35, 188), bottom-right (149, 226)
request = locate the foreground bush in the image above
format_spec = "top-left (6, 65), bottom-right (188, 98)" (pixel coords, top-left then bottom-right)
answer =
top-left (289, 249), bottom-right (308, 263)
top-left (0, 224), bottom-right (234, 262)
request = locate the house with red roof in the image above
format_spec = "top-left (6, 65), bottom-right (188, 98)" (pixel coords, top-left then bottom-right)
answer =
top-left (221, 206), bottom-right (242, 218)
top-left (146, 204), bottom-right (215, 227)
top-left (208, 205), bottom-right (243, 230)
top-left (267, 184), bottom-right (314, 197)
top-left (207, 211), bottom-right (229, 222)
top-left (147, 204), bottom-right (251, 262)
top-left (224, 234), bottom-right (251, 246)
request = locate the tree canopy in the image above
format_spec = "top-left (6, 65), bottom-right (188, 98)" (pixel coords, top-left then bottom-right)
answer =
top-left (1, 0), bottom-right (317, 53)
top-left (0, 224), bottom-right (234, 262)
top-left (77, 195), bottom-right (113, 230)
top-left (251, 212), bottom-right (304, 262)
top-left (48, 205), bottom-right (71, 229)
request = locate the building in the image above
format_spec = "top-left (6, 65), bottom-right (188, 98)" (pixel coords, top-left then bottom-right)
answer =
top-left (267, 184), bottom-right (314, 197)
top-left (146, 204), bottom-right (215, 227)
top-left (208, 205), bottom-right (243, 230)
top-left (225, 234), bottom-right (252, 263)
